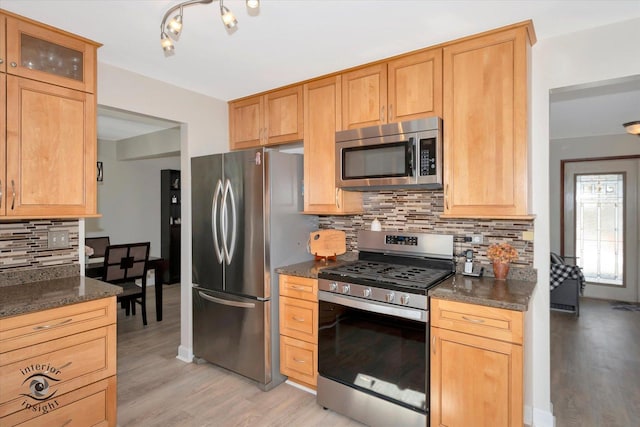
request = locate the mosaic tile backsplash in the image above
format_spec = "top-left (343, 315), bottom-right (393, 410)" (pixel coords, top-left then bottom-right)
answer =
top-left (0, 220), bottom-right (79, 273)
top-left (318, 190), bottom-right (535, 276)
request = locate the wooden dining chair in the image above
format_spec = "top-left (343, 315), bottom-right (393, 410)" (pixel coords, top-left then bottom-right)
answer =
top-left (102, 242), bottom-right (151, 325)
top-left (85, 236), bottom-right (110, 258)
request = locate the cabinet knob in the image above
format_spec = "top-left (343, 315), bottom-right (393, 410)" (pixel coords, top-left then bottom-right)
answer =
top-left (0, 59), bottom-right (4, 64)
top-left (10, 61), bottom-right (17, 67)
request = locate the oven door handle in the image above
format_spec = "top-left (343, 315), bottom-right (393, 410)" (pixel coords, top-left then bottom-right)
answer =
top-left (319, 291), bottom-right (427, 323)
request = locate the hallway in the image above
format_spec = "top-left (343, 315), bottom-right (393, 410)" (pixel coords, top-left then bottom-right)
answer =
top-left (551, 298), bottom-right (640, 426)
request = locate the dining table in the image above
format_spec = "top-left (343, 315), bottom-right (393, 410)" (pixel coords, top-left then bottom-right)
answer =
top-left (85, 256), bottom-right (168, 321)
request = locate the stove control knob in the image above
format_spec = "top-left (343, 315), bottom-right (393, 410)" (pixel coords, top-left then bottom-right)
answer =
top-left (329, 282), bottom-right (338, 291)
top-left (363, 288), bottom-right (372, 298)
top-left (400, 294), bottom-right (410, 305)
top-left (341, 284), bottom-right (351, 294)
top-left (385, 292), bottom-right (395, 303)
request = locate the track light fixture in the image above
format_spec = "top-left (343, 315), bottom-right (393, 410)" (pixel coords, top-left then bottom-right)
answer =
top-left (623, 121), bottom-right (640, 136)
top-left (160, 0), bottom-right (260, 53)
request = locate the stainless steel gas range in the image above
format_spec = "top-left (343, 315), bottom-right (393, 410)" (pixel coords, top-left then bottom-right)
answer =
top-left (317, 230), bottom-right (455, 427)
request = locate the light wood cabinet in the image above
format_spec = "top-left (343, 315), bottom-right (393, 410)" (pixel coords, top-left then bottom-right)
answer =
top-left (430, 298), bottom-right (524, 427)
top-left (442, 22), bottom-right (535, 219)
top-left (4, 13), bottom-right (97, 93)
top-left (0, 10), bottom-right (99, 219)
top-left (303, 76), bottom-right (362, 215)
top-left (229, 85), bottom-right (303, 150)
top-left (279, 274), bottom-right (318, 389)
top-left (5, 76), bottom-right (96, 217)
top-left (0, 15), bottom-right (5, 73)
top-left (0, 297), bottom-right (117, 426)
top-left (341, 49), bottom-right (442, 129)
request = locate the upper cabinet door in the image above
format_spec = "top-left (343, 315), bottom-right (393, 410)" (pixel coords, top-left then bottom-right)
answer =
top-left (229, 95), bottom-right (264, 150)
top-left (0, 74), bottom-right (6, 216)
top-left (5, 15), bottom-right (98, 93)
top-left (264, 85), bottom-right (303, 145)
top-left (0, 15), bottom-right (6, 73)
top-left (303, 76), bottom-right (362, 215)
top-left (388, 49), bottom-right (442, 122)
top-left (442, 25), bottom-right (533, 219)
top-left (5, 76), bottom-right (96, 217)
top-left (342, 63), bottom-right (387, 130)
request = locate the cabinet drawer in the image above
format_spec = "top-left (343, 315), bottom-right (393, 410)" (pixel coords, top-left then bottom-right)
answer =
top-left (431, 298), bottom-right (523, 344)
top-left (2, 376), bottom-right (116, 427)
top-left (280, 336), bottom-right (317, 389)
top-left (0, 325), bottom-right (116, 416)
top-left (279, 275), bottom-right (318, 302)
top-left (279, 296), bottom-right (318, 344)
top-left (0, 297), bottom-right (116, 354)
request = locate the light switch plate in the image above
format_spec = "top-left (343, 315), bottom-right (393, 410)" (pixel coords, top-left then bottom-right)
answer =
top-left (48, 230), bottom-right (70, 248)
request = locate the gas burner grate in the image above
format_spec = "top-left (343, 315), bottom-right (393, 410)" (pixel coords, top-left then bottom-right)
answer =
top-left (323, 261), bottom-right (452, 290)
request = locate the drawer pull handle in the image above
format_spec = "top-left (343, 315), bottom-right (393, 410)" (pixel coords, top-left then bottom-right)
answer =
top-left (432, 336), bottom-right (436, 354)
top-left (292, 316), bottom-right (305, 322)
top-left (46, 361), bottom-right (72, 374)
top-left (33, 318), bottom-right (73, 330)
top-left (293, 357), bottom-right (306, 364)
top-left (61, 419), bottom-right (72, 427)
top-left (462, 316), bottom-right (485, 324)
top-left (288, 285), bottom-right (307, 291)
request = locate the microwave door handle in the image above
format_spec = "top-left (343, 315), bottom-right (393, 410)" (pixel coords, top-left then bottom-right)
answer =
top-left (407, 137), bottom-right (415, 177)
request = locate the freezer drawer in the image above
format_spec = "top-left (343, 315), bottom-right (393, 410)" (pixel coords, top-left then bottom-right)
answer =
top-left (192, 287), bottom-right (270, 384)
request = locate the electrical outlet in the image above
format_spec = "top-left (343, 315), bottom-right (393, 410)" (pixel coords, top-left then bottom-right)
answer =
top-left (464, 235), bottom-right (483, 244)
top-left (48, 230), bottom-right (69, 248)
top-left (522, 231), bottom-right (534, 241)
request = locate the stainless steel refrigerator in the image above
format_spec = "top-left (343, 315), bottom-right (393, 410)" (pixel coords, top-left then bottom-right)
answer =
top-left (191, 149), bottom-right (316, 391)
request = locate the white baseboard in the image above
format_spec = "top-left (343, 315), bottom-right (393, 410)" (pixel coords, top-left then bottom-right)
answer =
top-left (524, 405), bottom-right (533, 425)
top-left (532, 407), bottom-right (555, 427)
top-left (176, 345), bottom-right (193, 363)
top-left (285, 380), bottom-right (316, 395)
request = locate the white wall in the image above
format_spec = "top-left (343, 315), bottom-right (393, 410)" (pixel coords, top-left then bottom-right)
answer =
top-left (530, 17), bottom-right (640, 426)
top-left (85, 140), bottom-right (180, 258)
top-left (94, 62), bottom-right (229, 362)
top-left (550, 134), bottom-right (640, 253)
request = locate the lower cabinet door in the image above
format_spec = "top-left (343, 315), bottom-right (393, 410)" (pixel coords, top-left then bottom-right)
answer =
top-left (3, 376), bottom-right (116, 427)
top-left (280, 335), bottom-right (317, 389)
top-left (430, 327), bottom-right (523, 427)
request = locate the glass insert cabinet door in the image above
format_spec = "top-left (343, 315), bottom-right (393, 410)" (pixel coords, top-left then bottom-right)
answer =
top-left (4, 14), bottom-right (98, 93)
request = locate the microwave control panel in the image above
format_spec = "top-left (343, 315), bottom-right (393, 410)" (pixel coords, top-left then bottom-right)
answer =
top-left (419, 137), bottom-right (437, 176)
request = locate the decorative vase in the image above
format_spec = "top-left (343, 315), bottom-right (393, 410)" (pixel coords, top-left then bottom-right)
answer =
top-left (492, 261), bottom-right (510, 280)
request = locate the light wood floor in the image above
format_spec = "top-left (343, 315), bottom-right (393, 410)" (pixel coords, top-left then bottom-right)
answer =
top-left (551, 298), bottom-right (640, 427)
top-left (116, 285), bottom-right (363, 427)
top-left (119, 288), bottom-right (640, 426)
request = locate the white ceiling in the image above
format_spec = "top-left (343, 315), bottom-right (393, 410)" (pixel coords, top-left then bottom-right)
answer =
top-left (3, 0), bottom-right (640, 140)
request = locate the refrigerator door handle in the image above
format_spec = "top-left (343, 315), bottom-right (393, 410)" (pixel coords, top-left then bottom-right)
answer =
top-left (198, 291), bottom-right (256, 309)
top-left (211, 179), bottom-right (224, 263)
top-left (225, 178), bottom-right (237, 264)
top-left (221, 179), bottom-right (230, 264)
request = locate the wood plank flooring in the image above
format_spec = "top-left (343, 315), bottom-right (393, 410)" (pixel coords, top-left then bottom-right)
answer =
top-left (116, 285), bottom-right (363, 427)
top-left (119, 287), bottom-right (639, 426)
top-left (551, 298), bottom-right (640, 427)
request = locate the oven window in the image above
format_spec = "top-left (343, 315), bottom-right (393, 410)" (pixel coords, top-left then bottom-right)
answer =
top-left (342, 141), bottom-right (410, 179)
top-left (318, 301), bottom-right (427, 413)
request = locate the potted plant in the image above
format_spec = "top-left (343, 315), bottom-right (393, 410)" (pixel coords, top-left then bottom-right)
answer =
top-left (487, 242), bottom-right (518, 280)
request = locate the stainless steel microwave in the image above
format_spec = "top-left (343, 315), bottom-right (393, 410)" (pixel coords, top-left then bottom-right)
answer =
top-left (335, 117), bottom-right (443, 191)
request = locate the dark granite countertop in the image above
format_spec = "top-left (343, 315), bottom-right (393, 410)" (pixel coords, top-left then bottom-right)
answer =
top-left (429, 274), bottom-right (536, 311)
top-left (277, 255), bottom-right (536, 312)
top-left (276, 253), bottom-right (358, 279)
top-left (0, 276), bottom-right (122, 319)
